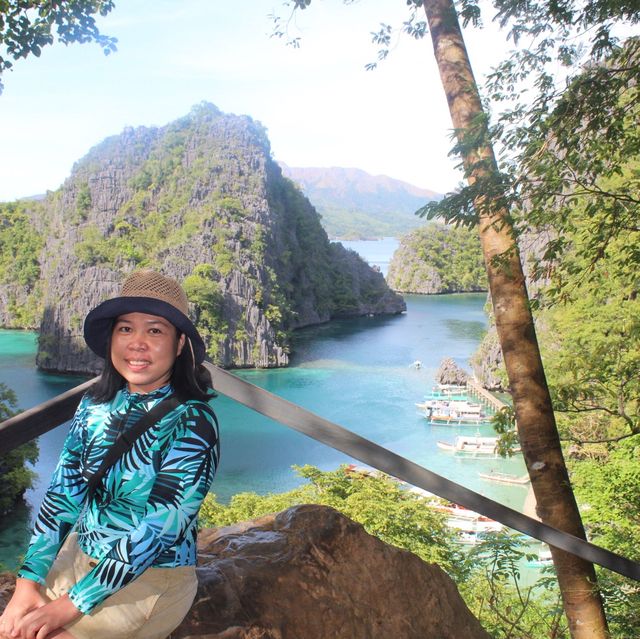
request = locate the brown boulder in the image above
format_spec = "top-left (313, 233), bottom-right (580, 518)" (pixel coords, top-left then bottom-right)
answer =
top-left (0, 506), bottom-right (490, 638)
top-left (171, 504), bottom-right (490, 639)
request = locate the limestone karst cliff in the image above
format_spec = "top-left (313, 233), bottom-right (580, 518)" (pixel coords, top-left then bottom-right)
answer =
top-left (386, 224), bottom-right (487, 294)
top-left (0, 103), bottom-right (405, 373)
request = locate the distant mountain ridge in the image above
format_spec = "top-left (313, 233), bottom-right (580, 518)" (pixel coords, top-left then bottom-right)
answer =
top-left (279, 165), bottom-right (441, 239)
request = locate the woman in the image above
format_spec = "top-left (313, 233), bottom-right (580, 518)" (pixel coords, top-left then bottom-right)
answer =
top-left (0, 270), bottom-right (219, 639)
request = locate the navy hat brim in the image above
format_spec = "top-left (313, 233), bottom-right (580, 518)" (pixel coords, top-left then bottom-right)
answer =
top-left (83, 296), bottom-right (206, 364)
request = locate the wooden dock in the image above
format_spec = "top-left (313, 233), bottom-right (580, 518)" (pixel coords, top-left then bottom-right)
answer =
top-left (466, 378), bottom-right (508, 413)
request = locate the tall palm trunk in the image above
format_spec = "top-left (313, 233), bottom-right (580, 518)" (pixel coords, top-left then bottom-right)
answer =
top-left (420, 0), bottom-right (608, 636)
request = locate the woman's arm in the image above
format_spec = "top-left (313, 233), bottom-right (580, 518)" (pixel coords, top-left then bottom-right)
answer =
top-left (3, 398), bottom-right (91, 638)
top-left (18, 397), bottom-right (90, 586)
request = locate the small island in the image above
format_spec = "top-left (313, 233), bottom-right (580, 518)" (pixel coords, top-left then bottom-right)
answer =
top-left (386, 224), bottom-right (487, 294)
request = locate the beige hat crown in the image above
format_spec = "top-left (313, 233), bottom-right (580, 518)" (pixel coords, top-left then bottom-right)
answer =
top-left (84, 269), bottom-right (206, 362)
top-left (121, 270), bottom-right (189, 315)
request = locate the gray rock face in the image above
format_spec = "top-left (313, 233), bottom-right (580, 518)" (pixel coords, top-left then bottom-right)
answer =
top-left (170, 505), bottom-right (491, 639)
top-left (0, 103), bottom-right (405, 373)
top-left (386, 239), bottom-right (445, 294)
top-left (435, 358), bottom-right (469, 386)
top-left (471, 326), bottom-right (506, 390)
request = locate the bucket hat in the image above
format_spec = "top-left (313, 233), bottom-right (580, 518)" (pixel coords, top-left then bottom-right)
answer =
top-left (83, 270), bottom-right (206, 363)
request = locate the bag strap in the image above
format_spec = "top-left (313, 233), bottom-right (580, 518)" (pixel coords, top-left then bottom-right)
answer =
top-left (86, 395), bottom-right (180, 501)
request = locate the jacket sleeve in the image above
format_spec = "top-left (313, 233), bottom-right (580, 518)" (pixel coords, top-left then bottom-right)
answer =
top-left (17, 395), bottom-right (90, 585)
top-left (67, 401), bottom-right (219, 614)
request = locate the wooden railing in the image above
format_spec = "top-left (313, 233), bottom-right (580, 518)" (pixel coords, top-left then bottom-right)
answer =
top-left (0, 377), bottom-right (97, 452)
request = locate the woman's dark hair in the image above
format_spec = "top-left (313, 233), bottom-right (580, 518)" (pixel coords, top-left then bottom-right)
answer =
top-left (88, 325), bottom-right (215, 404)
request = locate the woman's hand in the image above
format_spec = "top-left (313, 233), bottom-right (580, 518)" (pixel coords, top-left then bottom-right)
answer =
top-left (0, 578), bottom-right (46, 638)
top-left (11, 595), bottom-right (81, 639)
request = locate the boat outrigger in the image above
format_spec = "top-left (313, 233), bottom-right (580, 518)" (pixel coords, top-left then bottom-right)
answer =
top-left (437, 435), bottom-right (501, 455)
top-left (478, 470), bottom-right (529, 484)
top-left (416, 398), bottom-right (489, 425)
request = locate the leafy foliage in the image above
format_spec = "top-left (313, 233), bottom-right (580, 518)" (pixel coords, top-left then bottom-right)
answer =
top-left (491, 406), bottom-right (521, 456)
top-left (0, 201), bottom-right (43, 288)
top-left (0, 0), bottom-right (117, 92)
top-left (513, 40), bottom-right (640, 303)
top-left (183, 264), bottom-right (228, 364)
top-left (460, 533), bottom-right (568, 638)
top-left (540, 283), bottom-right (640, 444)
top-left (0, 383), bottom-right (38, 516)
top-left (0, 200), bottom-right (44, 326)
top-left (387, 223), bottom-right (487, 293)
top-left (200, 464), bottom-right (463, 573)
top-left (570, 437), bottom-right (640, 636)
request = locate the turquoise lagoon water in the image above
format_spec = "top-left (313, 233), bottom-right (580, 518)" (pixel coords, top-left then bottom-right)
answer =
top-left (0, 240), bottom-right (531, 569)
top-left (339, 237), bottom-right (399, 277)
top-left (0, 293), bottom-right (529, 570)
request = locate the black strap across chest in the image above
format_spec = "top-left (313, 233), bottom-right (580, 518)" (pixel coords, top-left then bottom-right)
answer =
top-left (85, 395), bottom-right (180, 501)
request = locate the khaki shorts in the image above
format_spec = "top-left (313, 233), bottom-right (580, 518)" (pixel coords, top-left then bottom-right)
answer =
top-left (42, 533), bottom-right (197, 639)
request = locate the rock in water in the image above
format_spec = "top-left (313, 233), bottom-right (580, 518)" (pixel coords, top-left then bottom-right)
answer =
top-left (171, 505), bottom-right (490, 639)
top-left (435, 358), bottom-right (469, 386)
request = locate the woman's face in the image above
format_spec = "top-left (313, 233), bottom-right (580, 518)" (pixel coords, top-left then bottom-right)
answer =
top-left (110, 312), bottom-right (186, 394)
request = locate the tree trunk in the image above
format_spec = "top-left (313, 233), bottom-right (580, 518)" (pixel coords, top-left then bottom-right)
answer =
top-left (420, 0), bottom-right (609, 636)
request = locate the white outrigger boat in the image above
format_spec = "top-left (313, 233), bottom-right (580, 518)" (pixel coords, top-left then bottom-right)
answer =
top-left (346, 467), bottom-right (504, 545)
top-left (430, 501), bottom-right (504, 544)
top-left (437, 435), bottom-right (501, 455)
top-left (432, 383), bottom-right (468, 397)
top-left (416, 397), bottom-right (489, 425)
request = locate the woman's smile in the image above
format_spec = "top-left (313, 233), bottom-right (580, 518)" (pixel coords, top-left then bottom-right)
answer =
top-left (111, 312), bottom-right (185, 393)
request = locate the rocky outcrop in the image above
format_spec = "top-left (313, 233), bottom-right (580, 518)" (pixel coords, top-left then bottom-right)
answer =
top-left (435, 358), bottom-right (469, 386)
top-left (175, 504), bottom-right (489, 639)
top-left (0, 103), bottom-right (405, 373)
top-left (0, 506), bottom-right (490, 638)
top-left (470, 326), bottom-right (506, 391)
top-left (387, 242), bottom-right (445, 294)
top-left (469, 230), bottom-right (552, 391)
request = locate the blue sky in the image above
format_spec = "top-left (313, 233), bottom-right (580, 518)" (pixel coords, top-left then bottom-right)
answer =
top-left (0, 0), bottom-right (510, 201)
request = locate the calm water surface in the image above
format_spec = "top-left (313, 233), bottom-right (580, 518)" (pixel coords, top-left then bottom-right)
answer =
top-left (339, 237), bottom-right (399, 277)
top-left (0, 242), bottom-right (528, 569)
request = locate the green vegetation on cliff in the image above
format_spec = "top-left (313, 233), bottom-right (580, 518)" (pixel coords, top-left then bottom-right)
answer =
top-left (386, 224), bottom-right (487, 294)
top-left (0, 103), bottom-right (405, 372)
top-left (0, 201), bottom-right (44, 327)
top-left (0, 383), bottom-right (38, 516)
